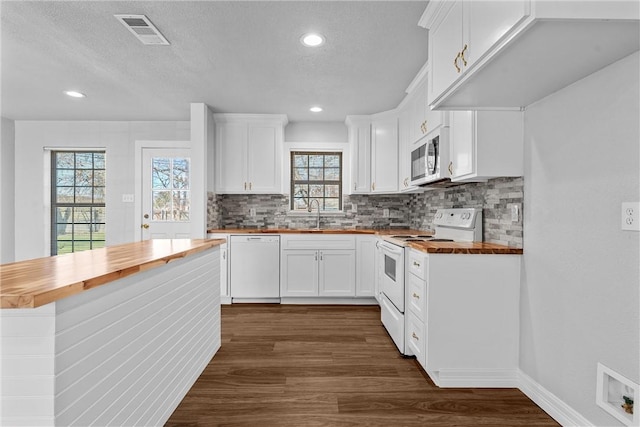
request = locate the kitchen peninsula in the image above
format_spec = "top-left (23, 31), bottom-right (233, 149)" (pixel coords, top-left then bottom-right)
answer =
top-left (0, 239), bottom-right (223, 426)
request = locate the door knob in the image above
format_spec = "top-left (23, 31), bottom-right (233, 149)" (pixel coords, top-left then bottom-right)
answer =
top-left (141, 224), bottom-right (149, 229)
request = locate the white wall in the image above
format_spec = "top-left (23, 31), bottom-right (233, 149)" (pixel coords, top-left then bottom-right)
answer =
top-left (1, 117), bottom-right (16, 263)
top-left (14, 121), bottom-right (189, 261)
top-left (522, 51), bottom-right (639, 425)
top-left (285, 121), bottom-right (347, 143)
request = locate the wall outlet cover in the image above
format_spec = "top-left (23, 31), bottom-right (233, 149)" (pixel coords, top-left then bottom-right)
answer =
top-left (122, 194), bottom-right (134, 203)
top-left (383, 208), bottom-right (390, 218)
top-left (621, 202), bottom-right (640, 231)
top-left (351, 203), bottom-right (357, 213)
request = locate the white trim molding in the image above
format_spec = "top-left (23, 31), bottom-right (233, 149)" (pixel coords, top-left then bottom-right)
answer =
top-left (518, 370), bottom-right (594, 427)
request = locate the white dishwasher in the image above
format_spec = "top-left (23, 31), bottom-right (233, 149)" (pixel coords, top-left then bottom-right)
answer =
top-left (229, 235), bottom-right (280, 302)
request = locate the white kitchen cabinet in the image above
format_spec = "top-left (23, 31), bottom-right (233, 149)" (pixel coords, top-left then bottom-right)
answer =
top-left (208, 233), bottom-right (230, 304)
top-left (280, 234), bottom-right (356, 298)
top-left (397, 107), bottom-right (411, 191)
top-left (421, 0), bottom-right (638, 109)
top-left (280, 250), bottom-right (318, 296)
top-left (281, 249), bottom-right (355, 297)
top-left (347, 117), bottom-right (371, 194)
top-left (356, 235), bottom-right (376, 297)
top-left (448, 110), bottom-right (523, 182)
top-left (425, 0), bottom-right (530, 106)
top-left (318, 250), bottom-right (356, 297)
top-left (346, 112), bottom-right (399, 194)
top-left (408, 249), bottom-right (521, 388)
top-left (370, 114), bottom-right (399, 193)
top-left (213, 114), bottom-right (288, 194)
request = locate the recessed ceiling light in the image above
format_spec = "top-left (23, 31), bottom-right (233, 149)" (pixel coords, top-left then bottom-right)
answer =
top-left (301, 33), bottom-right (325, 47)
top-left (310, 106), bottom-right (323, 113)
top-left (65, 91), bottom-right (86, 98)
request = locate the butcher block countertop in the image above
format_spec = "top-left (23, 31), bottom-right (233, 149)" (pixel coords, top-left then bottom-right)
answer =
top-left (407, 241), bottom-right (523, 255)
top-left (207, 228), bottom-right (430, 236)
top-left (0, 238), bottom-right (224, 309)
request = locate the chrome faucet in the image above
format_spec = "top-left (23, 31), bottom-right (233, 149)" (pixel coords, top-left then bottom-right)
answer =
top-left (308, 198), bottom-right (321, 229)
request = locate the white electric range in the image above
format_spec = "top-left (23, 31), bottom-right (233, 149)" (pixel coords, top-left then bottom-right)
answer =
top-left (378, 208), bottom-right (483, 355)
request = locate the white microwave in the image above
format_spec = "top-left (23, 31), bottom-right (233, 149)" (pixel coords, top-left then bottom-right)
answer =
top-left (410, 128), bottom-right (450, 186)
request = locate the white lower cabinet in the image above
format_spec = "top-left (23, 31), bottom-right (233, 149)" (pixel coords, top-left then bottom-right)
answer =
top-left (280, 234), bottom-right (356, 298)
top-left (281, 249), bottom-right (355, 297)
top-left (280, 250), bottom-right (318, 296)
top-left (407, 249), bottom-right (521, 388)
top-left (208, 233), bottom-right (231, 304)
top-left (356, 235), bottom-right (376, 297)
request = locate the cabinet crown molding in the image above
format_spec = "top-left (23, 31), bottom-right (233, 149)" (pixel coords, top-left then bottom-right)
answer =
top-left (213, 113), bottom-right (288, 126)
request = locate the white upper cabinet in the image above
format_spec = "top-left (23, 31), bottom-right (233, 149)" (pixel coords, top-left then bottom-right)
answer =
top-left (214, 114), bottom-right (288, 194)
top-left (397, 106), bottom-right (414, 192)
top-left (448, 110), bottom-right (523, 182)
top-left (346, 112), bottom-right (399, 194)
top-left (421, 0), bottom-right (639, 109)
top-left (370, 113), bottom-right (399, 193)
top-left (347, 117), bottom-right (372, 194)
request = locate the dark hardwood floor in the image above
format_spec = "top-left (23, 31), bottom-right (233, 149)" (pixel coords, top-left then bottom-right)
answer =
top-left (166, 304), bottom-right (559, 426)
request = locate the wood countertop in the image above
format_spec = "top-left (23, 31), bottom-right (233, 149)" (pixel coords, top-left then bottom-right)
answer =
top-left (407, 241), bottom-right (523, 255)
top-left (0, 239), bottom-right (224, 309)
top-left (207, 228), bottom-right (431, 236)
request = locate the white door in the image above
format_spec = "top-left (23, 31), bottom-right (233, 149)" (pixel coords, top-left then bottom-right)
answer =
top-left (141, 148), bottom-right (192, 239)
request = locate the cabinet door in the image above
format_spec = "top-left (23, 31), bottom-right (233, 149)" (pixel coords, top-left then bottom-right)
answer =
top-left (398, 107), bottom-right (412, 191)
top-left (356, 236), bottom-right (376, 297)
top-left (449, 111), bottom-right (474, 179)
top-left (429, 0), bottom-right (464, 104)
top-left (220, 244), bottom-right (229, 299)
top-left (370, 117), bottom-right (398, 193)
top-left (281, 250), bottom-right (318, 296)
top-left (467, 0), bottom-right (529, 66)
top-left (319, 250), bottom-right (356, 297)
top-left (351, 123), bottom-right (371, 193)
top-left (247, 124), bottom-right (281, 193)
top-left (215, 123), bottom-right (247, 193)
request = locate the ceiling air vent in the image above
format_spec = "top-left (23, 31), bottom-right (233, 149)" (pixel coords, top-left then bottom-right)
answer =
top-left (114, 14), bottom-right (170, 45)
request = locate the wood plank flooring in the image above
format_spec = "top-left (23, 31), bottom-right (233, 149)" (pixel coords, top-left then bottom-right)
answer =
top-left (166, 304), bottom-right (559, 426)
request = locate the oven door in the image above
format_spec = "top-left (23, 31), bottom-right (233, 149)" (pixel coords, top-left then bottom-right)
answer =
top-left (379, 241), bottom-right (405, 312)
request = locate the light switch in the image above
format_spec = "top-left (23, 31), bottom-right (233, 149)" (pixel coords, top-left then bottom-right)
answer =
top-left (122, 194), bottom-right (134, 203)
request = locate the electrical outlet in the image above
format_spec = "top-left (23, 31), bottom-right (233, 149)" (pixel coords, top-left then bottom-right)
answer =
top-left (249, 208), bottom-right (256, 217)
top-left (383, 208), bottom-right (390, 218)
top-left (511, 204), bottom-right (520, 222)
top-left (621, 202), bottom-right (640, 231)
top-left (351, 203), bottom-right (357, 213)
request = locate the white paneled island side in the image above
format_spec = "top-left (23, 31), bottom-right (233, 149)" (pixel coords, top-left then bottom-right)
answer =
top-left (0, 239), bottom-right (223, 426)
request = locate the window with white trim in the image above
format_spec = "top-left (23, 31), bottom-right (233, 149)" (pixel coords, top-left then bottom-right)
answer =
top-left (290, 151), bottom-right (342, 212)
top-left (51, 151), bottom-right (106, 255)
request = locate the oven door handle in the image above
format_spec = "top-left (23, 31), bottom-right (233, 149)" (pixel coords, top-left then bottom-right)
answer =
top-left (380, 242), bottom-right (404, 255)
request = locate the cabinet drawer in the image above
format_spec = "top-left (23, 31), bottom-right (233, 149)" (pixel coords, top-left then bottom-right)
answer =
top-left (407, 311), bottom-right (426, 369)
top-left (408, 250), bottom-right (428, 280)
top-left (281, 234), bottom-right (356, 250)
top-left (408, 273), bottom-right (426, 322)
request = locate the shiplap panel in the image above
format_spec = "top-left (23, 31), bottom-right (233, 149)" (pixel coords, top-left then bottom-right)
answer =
top-left (61, 292), bottom-right (215, 424)
top-left (55, 282), bottom-right (211, 408)
top-left (55, 261), bottom-right (213, 385)
top-left (53, 249), bottom-right (220, 427)
top-left (116, 311), bottom-right (220, 426)
top-left (0, 304), bottom-right (56, 425)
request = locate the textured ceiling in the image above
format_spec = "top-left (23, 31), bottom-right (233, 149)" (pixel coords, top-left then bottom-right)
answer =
top-left (1, 1), bottom-right (429, 122)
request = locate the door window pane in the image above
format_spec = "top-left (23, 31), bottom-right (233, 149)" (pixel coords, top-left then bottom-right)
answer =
top-left (151, 157), bottom-right (191, 222)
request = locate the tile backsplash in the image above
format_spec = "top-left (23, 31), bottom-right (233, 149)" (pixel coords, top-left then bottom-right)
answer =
top-left (207, 177), bottom-right (523, 247)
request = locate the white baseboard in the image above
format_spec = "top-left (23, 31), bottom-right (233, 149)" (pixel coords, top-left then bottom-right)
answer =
top-left (428, 368), bottom-right (520, 388)
top-left (280, 297), bottom-right (378, 305)
top-left (518, 370), bottom-right (593, 427)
